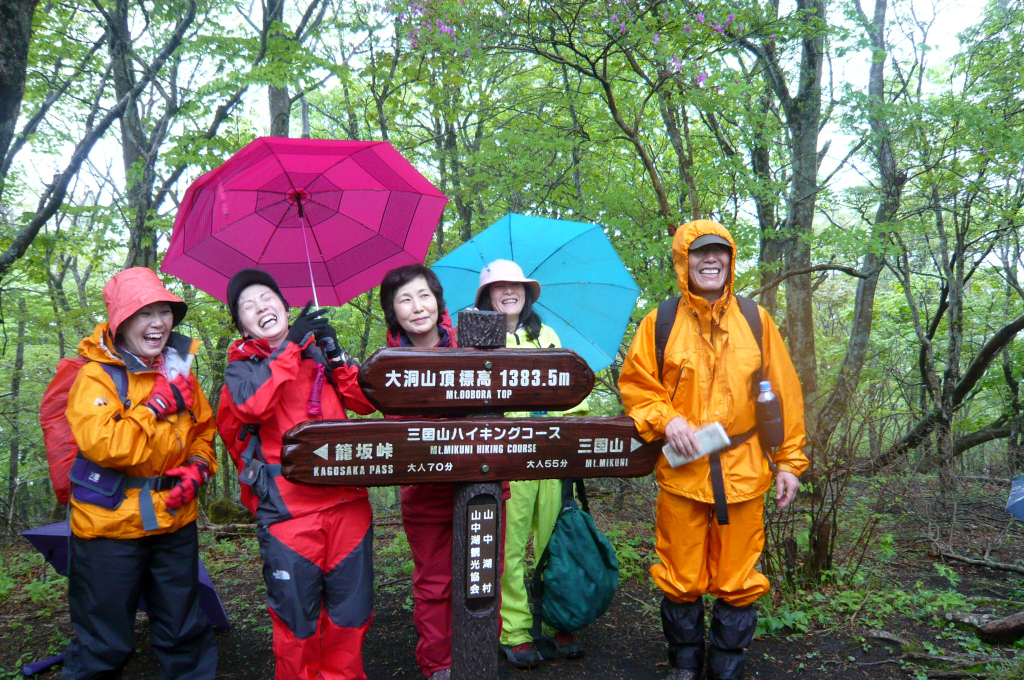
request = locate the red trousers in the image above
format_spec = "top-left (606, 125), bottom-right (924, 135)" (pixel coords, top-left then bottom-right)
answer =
top-left (401, 483), bottom-right (509, 677)
top-left (402, 484), bottom-right (455, 677)
top-left (257, 500), bottom-right (374, 680)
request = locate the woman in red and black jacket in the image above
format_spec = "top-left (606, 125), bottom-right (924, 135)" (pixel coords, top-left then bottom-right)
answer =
top-left (217, 269), bottom-right (377, 680)
top-left (379, 264), bottom-right (457, 680)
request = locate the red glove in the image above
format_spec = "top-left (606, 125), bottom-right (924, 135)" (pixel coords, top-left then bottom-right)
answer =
top-left (145, 373), bottom-right (195, 419)
top-left (165, 459), bottom-right (209, 510)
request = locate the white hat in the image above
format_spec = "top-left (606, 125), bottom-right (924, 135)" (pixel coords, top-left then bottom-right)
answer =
top-left (475, 259), bottom-right (541, 308)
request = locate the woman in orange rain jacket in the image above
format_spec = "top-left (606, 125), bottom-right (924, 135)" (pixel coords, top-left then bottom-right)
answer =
top-left (619, 220), bottom-right (807, 680)
top-left (63, 267), bottom-right (217, 679)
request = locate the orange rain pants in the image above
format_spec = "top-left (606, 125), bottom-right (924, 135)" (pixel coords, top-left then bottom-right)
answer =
top-left (651, 491), bottom-right (770, 608)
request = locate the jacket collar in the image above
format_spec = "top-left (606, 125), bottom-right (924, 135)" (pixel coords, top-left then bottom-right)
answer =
top-left (385, 308), bottom-right (456, 348)
top-left (78, 323), bottom-right (197, 373)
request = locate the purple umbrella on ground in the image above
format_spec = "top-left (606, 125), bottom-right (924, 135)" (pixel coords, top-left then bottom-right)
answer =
top-left (160, 136), bottom-right (448, 307)
top-left (20, 522), bottom-right (231, 675)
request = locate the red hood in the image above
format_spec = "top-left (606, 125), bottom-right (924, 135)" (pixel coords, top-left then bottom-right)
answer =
top-left (227, 334), bottom-right (314, 362)
top-left (385, 308), bottom-right (456, 348)
top-left (102, 267), bottom-right (187, 337)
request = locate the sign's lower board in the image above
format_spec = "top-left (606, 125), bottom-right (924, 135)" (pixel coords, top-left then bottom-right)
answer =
top-left (281, 416), bottom-right (661, 486)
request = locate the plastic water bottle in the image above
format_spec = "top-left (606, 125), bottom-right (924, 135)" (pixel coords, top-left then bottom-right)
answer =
top-left (755, 381), bottom-right (784, 448)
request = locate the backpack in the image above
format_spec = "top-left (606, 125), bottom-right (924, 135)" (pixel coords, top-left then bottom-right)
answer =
top-left (530, 480), bottom-right (619, 635)
top-left (40, 358), bottom-right (128, 505)
top-left (655, 294), bottom-right (763, 385)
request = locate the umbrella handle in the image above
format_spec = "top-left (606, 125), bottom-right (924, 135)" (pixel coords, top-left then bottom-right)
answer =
top-left (22, 654), bottom-right (64, 676)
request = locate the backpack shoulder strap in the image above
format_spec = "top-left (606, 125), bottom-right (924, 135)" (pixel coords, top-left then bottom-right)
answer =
top-left (98, 363), bottom-right (130, 407)
top-left (655, 297), bottom-right (681, 384)
top-left (560, 478), bottom-right (591, 514)
top-left (573, 478), bottom-right (590, 515)
top-left (734, 295), bottom-right (764, 386)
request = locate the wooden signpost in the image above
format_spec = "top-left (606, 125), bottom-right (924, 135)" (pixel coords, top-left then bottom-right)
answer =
top-left (357, 347), bottom-right (595, 415)
top-left (280, 311), bottom-right (660, 680)
top-left (281, 416), bottom-right (660, 485)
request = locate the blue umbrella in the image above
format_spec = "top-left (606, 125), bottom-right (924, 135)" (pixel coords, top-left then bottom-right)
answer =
top-left (1007, 475), bottom-right (1024, 521)
top-left (432, 213), bottom-right (639, 371)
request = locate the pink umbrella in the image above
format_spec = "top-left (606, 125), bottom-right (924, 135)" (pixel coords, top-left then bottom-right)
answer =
top-left (161, 137), bottom-right (448, 307)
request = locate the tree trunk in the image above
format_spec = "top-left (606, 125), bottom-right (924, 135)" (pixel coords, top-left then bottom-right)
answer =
top-left (1002, 285), bottom-right (1022, 471)
top-left (815, 0), bottom-right (900, 449)
top-left (299, 94), bottom-right (310, 138)
top-left (747, 0), bottom-right (827, 583)
top-left (268, 0), bottom-right (290, 137)
top-left (774, 0), bottom-right (827, 432)
top-left (0, 0), bottom-right (39, 198)
top-left (6, 298), bottom-right (26, 534)
top-left (750, 88), bottom-right (783, 317)
top-left (107, 0), bottom-right (161, 269)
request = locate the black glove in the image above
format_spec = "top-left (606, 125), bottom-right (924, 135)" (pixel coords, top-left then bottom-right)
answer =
top-left (315, 323), bottom-right (362, 368)
top-left (287, 302), bottom-right (329, 346)
top-left (316, 323), bottom-right (342, 360)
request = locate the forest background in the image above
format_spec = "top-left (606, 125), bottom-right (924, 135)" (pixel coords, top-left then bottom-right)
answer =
top-left (1, 0), bottom-right (1024, 676)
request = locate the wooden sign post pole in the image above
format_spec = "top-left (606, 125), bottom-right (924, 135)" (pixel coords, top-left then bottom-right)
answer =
top-left (450, 310), bottom-right (506, 680)
top-left (451, 481), bottom-right (501, 678)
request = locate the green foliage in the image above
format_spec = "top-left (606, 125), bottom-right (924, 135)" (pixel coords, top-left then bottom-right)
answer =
top-left (602, 522), bottom-right (654, 584)
top-left (377, 531), bottom-right (415, 586)
top-left (376, 530), bottom-right (415, 611)
top-left (0, 550), bottom-right (68, 651)
top-left (755, 571), bottom-right (971, 639)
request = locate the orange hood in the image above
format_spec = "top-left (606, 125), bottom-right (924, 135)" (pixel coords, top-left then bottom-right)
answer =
top-left (672, 219), bottom-right (737, 314)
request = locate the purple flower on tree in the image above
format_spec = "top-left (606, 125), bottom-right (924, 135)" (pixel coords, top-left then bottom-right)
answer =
top-left (726, 13), bottom-right (735, 24)
top-left (653, 33), bottom-right (660, 44)
top-left (683, 24), bottom-right (692, 33)
top-left (697, 71), bottom-right (708, 86)
top-left (696, 12), bottom-right (705, 23)
top-left (670, 56), bottom-right (683, 73)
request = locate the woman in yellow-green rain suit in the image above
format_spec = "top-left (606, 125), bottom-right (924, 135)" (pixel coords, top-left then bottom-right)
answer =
top-left (474, 259), bottom-right (589, 670)
top-left (619, 220), bottom-right (808, 680)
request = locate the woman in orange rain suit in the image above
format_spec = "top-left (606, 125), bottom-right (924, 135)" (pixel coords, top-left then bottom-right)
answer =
top-left (618, 220), bottom-right (808, 680)
top-left (63, 267), bottom-right (217, 679)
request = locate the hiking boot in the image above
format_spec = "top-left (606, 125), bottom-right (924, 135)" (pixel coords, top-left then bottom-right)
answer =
top-left (501, 642), bottom-right (545, 669)
top-left (535, 631), bottom-right (585, 660)
top-left (427, 670), bottom-right (450, 680)
top-left (663, 669), bottom-right (700, 680)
